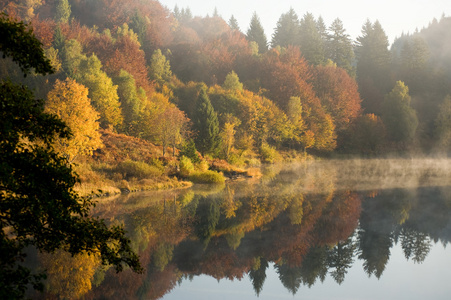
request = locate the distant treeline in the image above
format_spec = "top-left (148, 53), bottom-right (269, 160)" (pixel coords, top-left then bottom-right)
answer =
top-left (2, 0), bottom-right (451, 161)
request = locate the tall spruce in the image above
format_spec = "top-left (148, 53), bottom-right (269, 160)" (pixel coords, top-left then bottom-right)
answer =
top-left (316, 16), bottom-right (328, 42)
top-left (299, 12), bottom-right (325, 65)
top-left (246, 12), bottom-right (268, 53)
top-left (435, 95), bottom-right (451, 151)
top-left (194, 88), bottom-right (220, 155)
top-left (55, 0), bottom-right (71, 24)
top-left (356, 20), bottom-right (391, 113)
top-left (229, 15), bottom-right (240, 32)
top-left (382, 81), bottom-right (418, 143)
top-left (327, 18), bottom-right (355, 77)
top-left (271, 8), bottom-right (300, 48)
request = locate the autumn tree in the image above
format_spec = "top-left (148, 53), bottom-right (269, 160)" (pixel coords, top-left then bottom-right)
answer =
top-left (1, 0), bottom-right (42, 21)
top-left (75, 54), bottom-right (123, 129)
top-left (220, 121), bottom-right (237, 161)
top-left (259, 46), bottom-right (312, 111)
top-left (193, 88), bottom-right (220, 156)
top-left (46, 78), bottom-right (102, 163)
top-left (310, 113), bottom-right (337, 151)
top-left (312, 65), bottom-right (362, 132)
top-left (113, 69), bottom-right (145, 135)
top-left (287, 96), bottom-right (305, 145)
top-left (259, 47), bottom-right (337, 151)
top-left (382, 81), bottom-right (418, 143)
top-left (246, 12), bottom-right (268, 54)
top-left (223, 70), bottom-right (243, 91)
top-left (89, 28), bottom-right (149, 91)
top-left (29, 17), bottom-right (56, 48)
top-left (40, 250), bottom-right (100, 299)
top-left (155, 104), bottom-right (190, 157)
top-left (60, 38), bottom-right (85, 78)
top-left (149, 49), bottom-right (172, 86)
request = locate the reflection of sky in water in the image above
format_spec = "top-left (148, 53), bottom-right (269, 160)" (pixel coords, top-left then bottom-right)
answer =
top-left (163, 242), bottom-right (451, 300)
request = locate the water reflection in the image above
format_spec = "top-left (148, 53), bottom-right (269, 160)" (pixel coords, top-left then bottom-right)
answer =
top-left (31, 159), bottom-right (451, 299)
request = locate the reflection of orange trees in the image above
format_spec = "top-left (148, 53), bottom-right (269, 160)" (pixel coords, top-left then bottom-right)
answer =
top-left (313, 191), bottom-right (361, 245)
top-left (85, 181), bottom-right (364, 298)
top-left (200, 247), bottom-right (251, 281)
top-left (40, 250), bottom-right (101, 299)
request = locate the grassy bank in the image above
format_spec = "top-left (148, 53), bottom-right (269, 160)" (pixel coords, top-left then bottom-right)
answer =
top-left (74, 130), bottom-right (259, 197)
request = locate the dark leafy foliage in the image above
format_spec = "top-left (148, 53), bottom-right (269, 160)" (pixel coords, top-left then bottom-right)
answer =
top-left (0, 14), bottom-right (142, 299)
top-left (0, 13), bottom-right (53, 76)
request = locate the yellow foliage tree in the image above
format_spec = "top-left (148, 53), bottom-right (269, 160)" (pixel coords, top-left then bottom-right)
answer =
top-left (46, 78), bottom-right (103, 162)
top-left (40, 250), bottom-right (101, 299)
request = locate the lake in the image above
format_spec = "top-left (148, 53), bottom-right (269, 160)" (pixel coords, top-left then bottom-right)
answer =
top-left (33, 159), bottom-right (451, 299)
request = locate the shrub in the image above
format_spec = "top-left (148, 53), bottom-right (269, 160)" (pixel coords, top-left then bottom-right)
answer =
top-left (259, 143), bottom-right (281, 163)
top-left (188, 170), bottom-right (225, 184)
top-left (115, 160), bottom-right (163, 179)
top-left (179, 156), bottom-right (194, 177)
top-left (197, 159), bottom-right (209, 172)
top-left (148, 157), bottom-right (165, 171)
top-left (228, 152), bottom-right (246, 167)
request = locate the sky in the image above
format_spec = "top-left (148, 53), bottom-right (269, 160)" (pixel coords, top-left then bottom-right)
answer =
top-left (162, 244), bottom-right (451, 300)
top-left (159, 0), bottom-right (451, 44)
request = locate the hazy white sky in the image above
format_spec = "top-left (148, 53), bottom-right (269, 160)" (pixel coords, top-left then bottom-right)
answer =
top-left (159, 0), bottom-right (450, 44)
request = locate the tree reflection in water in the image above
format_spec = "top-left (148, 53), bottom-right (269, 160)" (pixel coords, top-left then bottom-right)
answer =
top-left (29, 160), bottom-right (451, 299)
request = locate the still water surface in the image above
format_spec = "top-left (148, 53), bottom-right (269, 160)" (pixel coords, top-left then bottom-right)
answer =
top-left (36, 159), bottom-right (451, 299)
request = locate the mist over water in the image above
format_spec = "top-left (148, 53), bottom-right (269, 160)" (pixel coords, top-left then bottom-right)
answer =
top-left (279, 158), bottom-right (451, 192)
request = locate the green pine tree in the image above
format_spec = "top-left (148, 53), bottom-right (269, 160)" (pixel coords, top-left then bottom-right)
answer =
top-left (299, 12), bottom-right (325, 65)
top-left (55, 0), bottom-right (71, 24)
top-left (271, 8), bottom-right (300, 48)
top-left (326, 18), bottom-right (355, 77)
top-left (246, 12), bottom-right (268, 53)
top-left (223, 70), bottom-right (243, 91)
top-left (229, 15), bottom-right (240, 32)
top-left (52, 25), bottom-right (65, 51)
top-left (382, 81), bottom-right (418, 143)
top-left (356, 20), bottom-right (392, 113)
top-left (193, 88), bottom-right (220, 156)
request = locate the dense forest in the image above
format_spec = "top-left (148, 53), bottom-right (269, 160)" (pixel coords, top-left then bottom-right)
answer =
top-left (2, 1), bottom-right (451, 298)
top-left (2, 0), bottom-right (451, 169)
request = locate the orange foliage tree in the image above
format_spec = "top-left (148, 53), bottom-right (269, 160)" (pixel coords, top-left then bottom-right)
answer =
top-left (312, 65), bottom-right (362, 132)
top-left (259, 47), bottom-right (337, 151)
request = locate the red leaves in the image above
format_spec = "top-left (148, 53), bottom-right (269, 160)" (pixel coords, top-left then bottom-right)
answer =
top-left (312, 65), bottom-right (362, 132)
